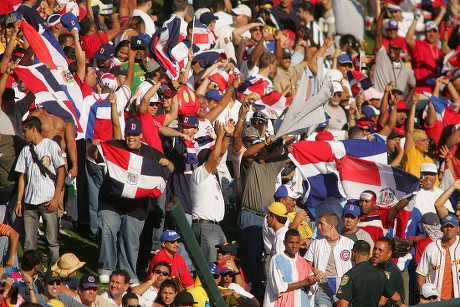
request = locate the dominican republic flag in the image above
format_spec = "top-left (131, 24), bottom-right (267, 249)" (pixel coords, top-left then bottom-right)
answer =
top-left (192, 49), bottom-right (227, 68)
top-left (21, 21), bottom-right (83, 123)
top-left (289, 139), bottom-right (387, 207)
top-left (238, 76), bottom-right (292, 119)
top-left (99, 143), bottom-right (167, 199)
top-left (79, 93), bottom-right (113, 141)
top-left (151, 16), bottom-right (190, 80)
top-left (209, 71), bottom-right (235, 92)
top-left (441, 50), bottom-right (460, 74)
top-left (346, 70), bottom-right (373, 97)
top-left (15, 63), bottom-right (82, 132)
top-left (337, 156), bottom-right (420, 239)
top-left (327, 276), bottom-right (342, 300)
top-left (423, 93), bottom-right (460, 125)
top-left (192, 18), bottom-right (217, 52)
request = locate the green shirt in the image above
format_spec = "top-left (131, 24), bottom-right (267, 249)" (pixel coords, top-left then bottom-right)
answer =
top-left (337, 261), bottom-right (395, 307)
top-left (121, 62), bottom-right (145, 93)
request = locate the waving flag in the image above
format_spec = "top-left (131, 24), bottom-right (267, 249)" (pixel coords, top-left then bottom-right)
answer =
top-left (192, 18), bottom-right (217, 51)
top-left (99, 143), bottom-right (168, 199)
top-left (21, 21), bottom-right (83, 119)
top-left (337, 156), bottom-right (420, 239)
top-left (289, 139), bottom-right (387, 207)
top-left (441, 50), bottom-right (460, 74)
top-left (192, 49), bottom-right (227, 68)
top-left (347, 70), bottom-right (373, 97)
top-left (423, 93), bottom-right (460, 124)
top-left (151, 16), bottom-right (190, 80)
top-left (15, 63), bottom-right (82, 132)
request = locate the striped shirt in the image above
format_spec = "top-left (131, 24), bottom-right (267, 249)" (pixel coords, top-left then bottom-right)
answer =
top-left (374, 46), bottom-right (416, 92)
top-left (305, 21), bottom-right (324, 48)
top-left (0, 224), bottom-right (11, 235)
top-left (15, 138), bottom-right (65, 205)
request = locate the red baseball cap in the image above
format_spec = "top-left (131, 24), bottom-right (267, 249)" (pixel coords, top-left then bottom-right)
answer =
top-left (396, 100), bottom-right (409, 111)
top-left (389, 39), bottom-right (405, 50)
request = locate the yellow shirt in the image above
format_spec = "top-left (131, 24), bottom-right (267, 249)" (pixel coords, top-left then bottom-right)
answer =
top-left (287, 211), bottom-right (313, 240)
top-left (0, 38), bottom-right (22, 54)
top-left (403, 144), bottom-right (439, 187)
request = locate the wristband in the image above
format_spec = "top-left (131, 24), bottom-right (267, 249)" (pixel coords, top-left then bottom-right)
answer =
top-left (264, 139), bottom-right (270, 146)
top-left (234, 271), bottom-right (240, 275)
top-left (225, 133), bottom-right (232, 138)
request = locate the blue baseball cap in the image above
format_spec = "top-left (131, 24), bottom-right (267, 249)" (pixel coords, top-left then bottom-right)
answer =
top-left (124, 118), bottom-right (142, 135)
top-left (61, 12), bottom-right (81, 32)
top-left (179, 115), bottom-right (199, 128)
top-left (208, 263), bottom-right (220, 275)
top-left (205, 89), bottom-right (222, 101)
top-left (94, 43), bottom-right (115, 61)
top-left (274, 185), bottom-right (301, 199)
top-left (338, 54), bottom-right (352, 65)
top-left (441, 214), bottom-right (458, 228)
top-left (386, 19), bottom-right (398, 30)
top-left (342, 200), bottom-right (360, 218)
top-left (161, 230), bottom-right (181, 242)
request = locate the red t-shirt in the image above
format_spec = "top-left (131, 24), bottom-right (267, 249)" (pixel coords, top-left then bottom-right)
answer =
top-left (148, 249), bottom-right (194, 289)
top-left (411, 40), bottom-right (443, 93)
top-left (138, 112), bottom-right (166, 153)
top-left (80, 32), bottom-right (109, 60)
top-left (424, 119), bottom-right (444, 146)
top-left (358, 208), bottom-right (394, 243)
top-left (74, 73), bottom-right (94, 98)
top-left (393, 125), bottom-right (406, 137)
top-left (415, 237), bottom-right (432, 264)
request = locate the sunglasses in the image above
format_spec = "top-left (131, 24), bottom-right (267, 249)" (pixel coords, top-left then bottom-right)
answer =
top-left (251, 28), bottom-right (263, 32)
top-left (127, 305), bottom-right (141, 307)
top-left (150, 102), bottom-right (161, 106)
top-left (47, 281), bottom-right (61, 286)
top-left (221, 272), bottom-right (234, 278)
top-left (166, 239), bottom-right (181, 244)
top-left (426, 29), bottom-right (438, 33)
top-left (333, 92), bottom-right (342, 97)
top-left (213, 274), bottom-right (220, 279)
top-left (153, 269), bottom-right (170, 276)
top-left (422, 295), bottom-right (438, 300)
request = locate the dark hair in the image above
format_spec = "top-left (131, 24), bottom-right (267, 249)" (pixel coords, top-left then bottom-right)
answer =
top-left (155, 279), bottom-right (179, 305)
top-left (21, 250), bottom-right (43, 271)
top-left (22, 117), bottom-right (42, 133)
top-left (320, 212), bottom-right (340, 229)
top-left (137, 0), bottom-right (152, 4)
top-left (58, 33), bottom-right (73, 47)
top-left (153, 261), bottom-right (171, 274)
top-left (296, 1), bottom-right (315, 14)
top-left (269, 212), bottom-right (288, 224)
top-left (172, 0), bottom-right (188, 12)
top-left (79, 17), bottom-right (93, 36)
top-left (110, 269), bottom-right (130, 284)
top-left (340, 34), bottom-right (359, 51)
top-left (391, 89), bottom-right (404, 96)
top-left (122, 292), bottom-right (138, 306)
top-left (376, 237), bottom-right (394, 251)
top-left (284, 228), bottom-right (300, 241)
top-left (115, 40), bottom-right (130, 58)
top-left (63, 46), bottom-right (76, 61)
top-left (348, 125), bottom-right (365, 139)
top-left (212, 0), bottom-right (226, 11)
top-left (353, 240), bottom-right (371, 255)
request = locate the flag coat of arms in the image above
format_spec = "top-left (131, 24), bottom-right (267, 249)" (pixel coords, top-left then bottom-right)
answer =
top-left (98, 142), bottom-right (168, 199)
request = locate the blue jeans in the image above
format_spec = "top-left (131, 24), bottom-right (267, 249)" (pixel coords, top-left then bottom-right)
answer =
top-left (238, 209), bottom-right (265, 300)
top-left (314, 287), bottom-right (334, 307)
top-left (98, 208), bottom-right (145, 284)
top-left (151, 191), bottom-right (166, 251)
top-left (24, 203), bottom-right (59, 266)
top-left (86, 161), bottom-right (104, 235)
top-left (191, 222), bottom-right (226, 263)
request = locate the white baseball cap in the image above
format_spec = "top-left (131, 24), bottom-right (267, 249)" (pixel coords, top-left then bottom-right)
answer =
top-left (420, 283), bottom-right (439, 299)
top-left (230, 4), bottom-right (252, 18)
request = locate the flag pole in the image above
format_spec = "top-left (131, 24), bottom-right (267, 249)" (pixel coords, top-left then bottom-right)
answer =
top-left (191, 17), bottom-right (195, 48)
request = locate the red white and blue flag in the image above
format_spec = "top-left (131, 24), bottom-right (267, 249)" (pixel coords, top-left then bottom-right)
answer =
top-left (238, 76), bottom-right (291, 119)
top-left (15, 63), bottom-right (83, 132)
top-left (192, 18), bottom-right (217, 51)
top-left (99, 143), bottom-right (167, 199)
top-left (151, 16), bottom-right (190, 80)
top-left (79, 93), bottom-right (113, 141)
top-left (423, 93), bottom-right (460, 125)
top-left (337, 156), bottom-right (420, 239)
top-left (346, 70), bottom-right (373, 97)
top-left (289, 139), bottom-right (387, 207)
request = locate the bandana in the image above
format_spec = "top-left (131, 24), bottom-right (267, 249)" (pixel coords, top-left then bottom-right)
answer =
top-left (360, 192), bottom-right (376, 201)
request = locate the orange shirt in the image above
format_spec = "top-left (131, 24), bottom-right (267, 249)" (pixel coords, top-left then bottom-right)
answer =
top-left (441, 245), bottom-right (454, 300)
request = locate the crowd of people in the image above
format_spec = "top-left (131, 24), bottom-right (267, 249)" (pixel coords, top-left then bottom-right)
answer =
top-left (0, 0), bottom-right (460, 306)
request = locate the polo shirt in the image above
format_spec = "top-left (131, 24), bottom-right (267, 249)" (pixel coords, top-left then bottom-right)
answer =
top-left (148, 249), bottom-right (194, 288)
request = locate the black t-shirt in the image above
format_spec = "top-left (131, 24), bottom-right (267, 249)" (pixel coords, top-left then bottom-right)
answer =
top-left (337, 261), bottom-right (395, 306)
top-left (99, 140), bottom-right (168, 220)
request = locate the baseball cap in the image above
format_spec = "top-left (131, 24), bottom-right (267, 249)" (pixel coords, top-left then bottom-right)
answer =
top-left (342, 200), bottom-right (360, 218)
top-left (386, 19), bottom-right (398, 30)
top-left (162, 89), bottom-right (174, 99)
top-left (420, 283), bottom-right (439, 299)
top-left (175, 291), bottom-right (198, 305)
top-left (420, 163), bottom-right (437, 174)
top-left (282, 48), bottom-right (293, 58)
top-left (251, 111), bottom-right (268, 123)
top-left (389, 39), bottom-right (405, 50)
top-left (209, 263), bottom-right (220, 275)
top-left (332, 81), bottom-right (343, 93)
top-left (149, 93), bottom-right (162, 103)
top-left (124, 118), bottom-right (143, 134)
top-left (361, 105), bottom-right (380, 119)
top-left (387, 3), bottom-right (402, 12)
top-left (161, 229), bottom-right (181, 242)
top-left (315, 130), bottom-right (334, 141)
top-left (215, 242), bottom-right (238, 256)
top-left (137, 33), bottom-right (152, 46)
top-left (421, 212), bottom-right (440, 226)
top-left (99, 73), bottom-right (118, 91)
top-left (274, 185), bottom-right (300, 199)
top-left (325, 69), bottom-right (343, 82)
top-left (396, 101), bottom-right (409, 111)
top-left (362, 87), bottom-right (383, 102)
top-left (263, 202), bottom-right (288, 217)
top-left (146, 60), bottom-right (160, 73)
top-left (230, 4), bottom-right (252, 18)
top-left (61, 12), bottom-right (80, 32)
top-left (94, 43), bottom-right (115, 61)
top-left (205, 89), bottom-right (222, 101)
top-left (282, 29), bottom-right (295, 41)
top-left (179, 115), bottom-right (199, 128)
top-left (243, 126), bottom-right (259, 140)
top-left (199, 12), bottom-right (218, 26)
top-left (441, 214), bottom-right (458, 228)
top-left (337, 54), bottom-right (352, 65)
top-left (425, 21), bottom-right (439, 32)
top-left (47, 14), bottom-right (61, 28)
top-left (218, 262), bottom-right (233, 274)
top-left (5, 12), bottom-right (22, 25)
top-left (79, 273), bottom-right (99, 289)
top-left (45, 270), bottom-right (62, 283)
top-left (387, 131), bottom-right (404, 140)
top-left (130, 36), bottom-right (148, 50)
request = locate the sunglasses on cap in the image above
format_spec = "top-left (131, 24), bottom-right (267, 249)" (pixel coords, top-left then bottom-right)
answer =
top-left (153, 269), bottom-right (170, 276)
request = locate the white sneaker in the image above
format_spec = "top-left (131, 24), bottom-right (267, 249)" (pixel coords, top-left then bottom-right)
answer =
top-left (99, 274), bottom-right (110, 284)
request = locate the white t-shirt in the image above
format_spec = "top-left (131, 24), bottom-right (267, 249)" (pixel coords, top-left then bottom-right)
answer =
top-left (214, 12), bottom-right (233, 32)
top-left (190, 164), bottom-right (225, 222)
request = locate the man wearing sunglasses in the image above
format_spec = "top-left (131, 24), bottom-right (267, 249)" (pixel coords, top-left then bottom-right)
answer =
top-left (325, 81), bottom-right (347, 131)
top-left (75, 273), bottom-right (111, 307)
top-left (36, 271), bottom-right (84, 307)
top-left (218, 262), bottom-right (259, 306)
top-left (131, 261), bottom-right (171, 304)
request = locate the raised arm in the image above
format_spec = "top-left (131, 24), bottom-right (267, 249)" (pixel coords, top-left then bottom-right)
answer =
top-left (404, 92), bottom-right (419, 153)
top-left (308, 34), bottom-right (334, 75)
top-left (205, 74), bottom-right (243, 123)
top-left (248, 27), bottom-right (268, 70)
top-left (123, 46), bottom-right (137, 90)
top-left (405, 17), bottom-right (418, 50)
top-left (379, 93), bottom-right (398, 136)
top-left (138, 82), bottom-right (163, 115)
top-left (0, 21), bottom-right (21, 74)
top-left (73, 28), bottom-right (87, 81)
top-left (109, 93), bottom-right (122, 140)
top-left (375, 0), bottom-right (386, 51)
top-left (233, 22), bottom-right (262, 46)
top-left (107, 13), bottom-right (122, 41)
top-left (378, 82), bottom-right (394, 128)
top-left (434, 179), bottom-right (460, 219)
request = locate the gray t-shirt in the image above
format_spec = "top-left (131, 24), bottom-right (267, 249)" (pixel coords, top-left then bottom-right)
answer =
top-left (374, 47), bottom-right (416, 92)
